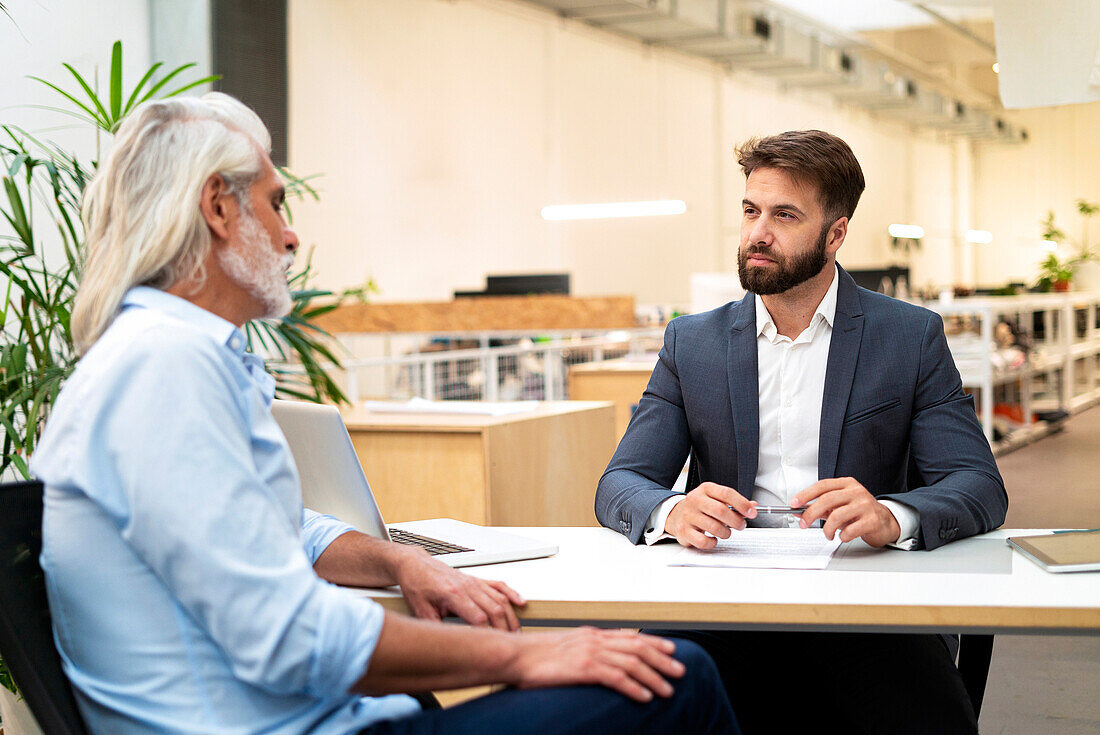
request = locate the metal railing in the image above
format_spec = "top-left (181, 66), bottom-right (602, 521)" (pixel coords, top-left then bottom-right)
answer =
top-left (334, 329), bottom-right (664, 404)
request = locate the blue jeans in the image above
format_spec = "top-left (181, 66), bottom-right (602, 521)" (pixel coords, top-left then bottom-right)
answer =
top-left (360, 639), bottom-right (740, 735)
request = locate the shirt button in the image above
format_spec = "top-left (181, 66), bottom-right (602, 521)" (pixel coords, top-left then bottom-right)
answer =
top-left (783, 456), bottom-right (793, 466)
top-left (784, 398), bottom-right (793, 408)
top-left (229, 337), bottom-right (242, 350)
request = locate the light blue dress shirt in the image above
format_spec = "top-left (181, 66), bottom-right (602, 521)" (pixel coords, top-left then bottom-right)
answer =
top-left (31, 287), bottom-right (420, 734)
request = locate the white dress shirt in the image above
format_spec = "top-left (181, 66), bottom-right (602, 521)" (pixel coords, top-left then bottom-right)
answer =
top-left (644, 266), bottom-right (920, 546)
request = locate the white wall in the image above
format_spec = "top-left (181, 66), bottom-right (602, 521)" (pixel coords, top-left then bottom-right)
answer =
top-left (287, 0), bottom-right (968, 306)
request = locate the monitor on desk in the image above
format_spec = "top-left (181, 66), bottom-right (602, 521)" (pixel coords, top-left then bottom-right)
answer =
top-left (454, 273), bottom-right (570, 298)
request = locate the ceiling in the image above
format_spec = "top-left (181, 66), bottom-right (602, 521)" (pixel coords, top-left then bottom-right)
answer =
top-left (770, 0), bottom-right (993, 33)
top-left (518, 0), bottom-right (1018, 141)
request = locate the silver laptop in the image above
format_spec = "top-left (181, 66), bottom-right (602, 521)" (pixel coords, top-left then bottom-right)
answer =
top-left (270, 399), bottom-right (557, 567)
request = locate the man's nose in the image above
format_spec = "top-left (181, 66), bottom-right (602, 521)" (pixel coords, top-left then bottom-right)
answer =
top-left (747, 217), bottom-right (772, 246)
top-left (284, 226), bottom-right (300, 254)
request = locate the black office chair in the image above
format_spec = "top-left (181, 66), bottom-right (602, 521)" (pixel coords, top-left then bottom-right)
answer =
top-left (0, 480), bottom-right (89, 735)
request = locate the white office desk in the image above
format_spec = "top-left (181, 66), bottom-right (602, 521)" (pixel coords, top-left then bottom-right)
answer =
top-left (354, 527), bottom-right (1100, 635)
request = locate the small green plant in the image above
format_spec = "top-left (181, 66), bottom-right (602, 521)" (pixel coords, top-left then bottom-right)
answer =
top-left (1035, 200), bottom-right (1099, 291)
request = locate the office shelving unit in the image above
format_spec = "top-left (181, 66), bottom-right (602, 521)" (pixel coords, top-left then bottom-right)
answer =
top-left (925, 293), bottom-right (1100, 453)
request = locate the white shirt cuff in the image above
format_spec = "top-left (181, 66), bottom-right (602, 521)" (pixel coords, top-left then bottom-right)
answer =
top-left (879, 499), bottom-right (921, 551)
top-left (643, 495), bottom-right (686, 545)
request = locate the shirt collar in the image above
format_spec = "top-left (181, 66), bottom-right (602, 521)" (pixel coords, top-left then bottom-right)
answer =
top-left (121, 287), bottom-right (276, 402)
top-left (755, 263), bottom-right (840, 341)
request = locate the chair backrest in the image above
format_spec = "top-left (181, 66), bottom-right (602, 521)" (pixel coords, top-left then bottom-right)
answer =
top-left (0, 480), bottom-right (89, 735)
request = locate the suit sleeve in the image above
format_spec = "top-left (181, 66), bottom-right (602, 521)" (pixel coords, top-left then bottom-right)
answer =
top-left (595, 319), bottom-right (693, 544)
top-left (878, 312), bottom-right (1008, 550)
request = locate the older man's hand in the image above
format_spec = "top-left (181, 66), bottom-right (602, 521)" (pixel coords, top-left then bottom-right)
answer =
top-left (394, 548), bottom-right (526, 631)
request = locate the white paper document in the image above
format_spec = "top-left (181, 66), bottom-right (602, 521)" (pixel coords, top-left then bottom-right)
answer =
top-left (362, 398), bottom-right (539, 416)
top-left (671, 528), bottom-right (842, 570)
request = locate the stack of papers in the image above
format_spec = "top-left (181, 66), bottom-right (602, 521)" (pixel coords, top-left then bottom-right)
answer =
top-left (671, 528), bottom-right (843, 570)
top-left (363, 398), bottom-right (539, 417)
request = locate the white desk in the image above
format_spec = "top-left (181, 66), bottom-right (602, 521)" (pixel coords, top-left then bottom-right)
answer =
top-left (357, 527), bottom-right (1100, 635)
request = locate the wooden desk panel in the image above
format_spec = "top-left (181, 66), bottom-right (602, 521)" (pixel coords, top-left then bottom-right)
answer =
top-left (348, 430), bottom-right (488, 524)
top-left (342, 402), bottom-right (615, 526)
top-left (568, 360), bottom-right (656, 439)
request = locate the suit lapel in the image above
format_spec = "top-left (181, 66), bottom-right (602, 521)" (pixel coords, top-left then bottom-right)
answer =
top-left (728, 295), bottom-right (760, 497)
top-left (819, 266), bottom-right (865, 480)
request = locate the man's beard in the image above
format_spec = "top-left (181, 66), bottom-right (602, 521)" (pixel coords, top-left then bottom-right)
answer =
top-left (217, 209), bottom-right (294, 319)
top-left (737, 223), bottom-right (830, 295)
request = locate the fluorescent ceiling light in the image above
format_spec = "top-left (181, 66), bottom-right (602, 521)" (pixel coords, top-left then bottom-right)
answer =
top-left (965, 229), bottom-right (994, 244)
top-left (541, 199), bottom-right (687, 221)
top-left (888, 224), bottom-right (924, 239)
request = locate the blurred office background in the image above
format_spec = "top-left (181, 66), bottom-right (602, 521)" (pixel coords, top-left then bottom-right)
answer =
top-left (3, 0), bottom-right (1099, 307)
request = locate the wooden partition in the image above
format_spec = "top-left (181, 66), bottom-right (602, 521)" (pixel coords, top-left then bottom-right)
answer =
top-left (315, 294), bottom-right (636, 333)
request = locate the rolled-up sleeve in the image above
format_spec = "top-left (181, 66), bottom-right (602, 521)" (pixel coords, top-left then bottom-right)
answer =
top-left (302, 510), bottom-right (356, 564)
top-left (104, 333), bottom-right (383, 697)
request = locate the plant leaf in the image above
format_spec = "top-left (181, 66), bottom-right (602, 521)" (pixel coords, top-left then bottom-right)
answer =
top-left (60, 64), bottom-right (111, 128)
top-left (135, 63), bottom-right (197, 105)
top-left (25, 78), bottom-right (107, 129)
top-left (162, 74), bottom-right (222, 99)
top-left (2, 176), bottom-right (33, 246)
top-left (123, 62), bottom-right (163, 114)
top-left (109, 40), bottom-right (123, 121)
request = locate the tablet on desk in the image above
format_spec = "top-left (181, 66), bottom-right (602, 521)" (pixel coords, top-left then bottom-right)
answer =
top-left (1007, 530), bottom-right (1100, 573)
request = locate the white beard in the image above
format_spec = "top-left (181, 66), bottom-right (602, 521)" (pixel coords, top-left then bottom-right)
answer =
top-left (217, 209), bottom-right (294, 319)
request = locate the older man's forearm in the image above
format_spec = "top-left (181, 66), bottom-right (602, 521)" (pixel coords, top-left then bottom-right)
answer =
top-left (313, 530), bottom-right (418, 588)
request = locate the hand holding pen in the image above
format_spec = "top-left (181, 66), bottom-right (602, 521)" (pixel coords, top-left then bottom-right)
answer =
top-left (664, 482), bottom-right (757, 550)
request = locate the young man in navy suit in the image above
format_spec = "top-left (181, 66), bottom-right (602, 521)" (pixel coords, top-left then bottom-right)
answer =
top-left (596, 130), bottom-right (1008, 735)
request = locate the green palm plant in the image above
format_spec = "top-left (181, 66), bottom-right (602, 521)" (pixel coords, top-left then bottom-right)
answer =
top-left (2, 40), bottom-right (361, 482)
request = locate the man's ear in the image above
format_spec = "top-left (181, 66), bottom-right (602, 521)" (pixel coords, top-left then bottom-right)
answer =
top-left (199, 173), bottom-right (234, 242)
top-left (827, 216), bottom-right (848, 255)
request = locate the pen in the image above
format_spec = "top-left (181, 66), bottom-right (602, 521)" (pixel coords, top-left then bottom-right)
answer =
top-left (753, 505), bottom-right (805, 515)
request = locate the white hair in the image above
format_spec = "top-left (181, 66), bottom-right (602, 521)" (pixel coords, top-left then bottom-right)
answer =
top-left (72, 92), bottom-right (272, 354)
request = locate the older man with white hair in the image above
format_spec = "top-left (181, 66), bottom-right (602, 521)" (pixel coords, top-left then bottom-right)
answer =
top-left (30, 93), bottom-right (738, 735)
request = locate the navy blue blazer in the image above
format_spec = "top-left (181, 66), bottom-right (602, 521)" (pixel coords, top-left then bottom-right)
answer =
top-left (595, 265), bottom-right (1007, 551)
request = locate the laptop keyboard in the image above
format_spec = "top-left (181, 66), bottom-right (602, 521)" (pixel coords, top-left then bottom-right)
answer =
top-left (389, 528), bottom-right (474, 556)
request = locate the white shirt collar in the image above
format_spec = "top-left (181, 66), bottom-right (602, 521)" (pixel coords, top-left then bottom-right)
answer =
top-left (755, 263), bottom-right (839, 343)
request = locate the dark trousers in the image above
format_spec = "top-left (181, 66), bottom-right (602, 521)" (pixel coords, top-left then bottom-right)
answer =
top-left (644, 630), bottom-right (978, 735)
top-left (360, 639), bottom-right (740, 735)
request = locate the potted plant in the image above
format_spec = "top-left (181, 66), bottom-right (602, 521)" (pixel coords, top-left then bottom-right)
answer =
top-left (1035, 201), bottom-right (1099, 291)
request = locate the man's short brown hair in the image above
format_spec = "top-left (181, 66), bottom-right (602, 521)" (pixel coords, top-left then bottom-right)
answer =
top-left (736, 130), bottom-right (865, 224)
